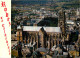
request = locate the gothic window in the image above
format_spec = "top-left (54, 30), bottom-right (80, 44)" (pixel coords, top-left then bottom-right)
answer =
top-left (56, 34), bottom-right (58, 38)
top-left (60, 22), bottom-right (63, 26)
top-left (53, 40), bottom-right (54, 46)
top-left (53, 35), bottom-right (55, 38)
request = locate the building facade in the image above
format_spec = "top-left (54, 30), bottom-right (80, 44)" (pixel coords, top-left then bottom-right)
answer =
top-left (16, 26), bottom-right (63, 50)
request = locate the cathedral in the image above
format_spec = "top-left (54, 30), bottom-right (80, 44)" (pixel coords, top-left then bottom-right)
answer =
top-left (16, 9), bottom-right (68, 50)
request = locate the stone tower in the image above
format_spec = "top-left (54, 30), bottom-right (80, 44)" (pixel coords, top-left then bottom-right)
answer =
top-left (58, 9), bottom-right (66, 35)
top-left (58, 9), bottom-right (66, 44)
top-left (16, 25), bottom-right (23, 42)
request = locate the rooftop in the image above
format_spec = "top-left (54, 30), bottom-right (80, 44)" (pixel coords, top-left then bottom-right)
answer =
top-left (23, 26), bottom-right (61, 33)
top-left (66, 20), bottom-right (75, 25)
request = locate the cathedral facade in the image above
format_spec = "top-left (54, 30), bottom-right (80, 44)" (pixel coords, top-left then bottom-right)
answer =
top-left (16, 26), bottom-right (63, 49)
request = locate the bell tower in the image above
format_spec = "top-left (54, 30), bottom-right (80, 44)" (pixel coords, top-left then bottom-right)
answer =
top-left (58, 9), bottom-right (66, 35)
top-left (58, 9), bottom-right (66, 44)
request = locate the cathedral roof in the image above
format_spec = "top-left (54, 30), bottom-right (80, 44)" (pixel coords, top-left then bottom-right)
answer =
top-left (17, 25), bottom-right (21, 29)
top-left (23, 26), bottom-right (61, 33)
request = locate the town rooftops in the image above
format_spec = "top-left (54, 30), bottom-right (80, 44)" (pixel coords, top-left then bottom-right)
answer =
top-left (23, 26), bottom-right (61, 33)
